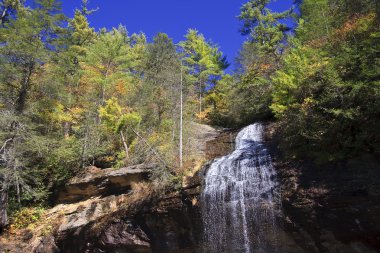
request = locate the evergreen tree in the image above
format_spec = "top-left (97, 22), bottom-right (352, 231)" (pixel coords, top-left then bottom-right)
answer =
top-left (180, 29), bottom-right (228, 115)
top-left (0, 0), bottom-right (65, 113)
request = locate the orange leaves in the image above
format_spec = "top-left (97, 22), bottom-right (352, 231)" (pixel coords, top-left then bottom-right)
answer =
top-left (332, 13), bottom-right (376, 42)
top-left (307, 13), bottom-right (377, 48)
top-left (114, 80), bottom-right (127, 96)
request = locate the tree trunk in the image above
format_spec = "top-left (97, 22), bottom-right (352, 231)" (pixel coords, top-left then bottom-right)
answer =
top-left (0, 7), bottom-right (8, 26)
top-left (320, 6), bottom-right (330, 36)
top-left (16, 63), bottom-right (34, 113)
top-left (0, 189), bottom-right (8, 229)
top-left (63, 121), bottom-right (71, 139)
top-left (179, 63), bottom-right (183, 168)
top-left (199, 81), bottom-right (202, 114)
top-left (120, 131), bottom-right (129, 162)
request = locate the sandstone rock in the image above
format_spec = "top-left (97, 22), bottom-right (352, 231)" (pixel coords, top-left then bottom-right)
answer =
top-left (57, 164), bottom-right (155, 204)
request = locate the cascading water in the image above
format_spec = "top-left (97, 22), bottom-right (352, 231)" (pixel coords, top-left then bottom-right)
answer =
top-left (201, 123), bottom-right (281, 253)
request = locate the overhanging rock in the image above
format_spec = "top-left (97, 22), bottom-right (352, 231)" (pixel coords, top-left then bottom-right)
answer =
top-left (57, 164), bottom-right (156, 204)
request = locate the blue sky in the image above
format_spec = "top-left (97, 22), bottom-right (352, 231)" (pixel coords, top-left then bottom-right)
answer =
top-left (43, 0), bottom-right (294, 68)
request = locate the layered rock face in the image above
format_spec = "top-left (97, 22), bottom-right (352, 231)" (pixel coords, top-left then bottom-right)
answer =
top-left (51, 186), bottom-right (202, 253)
top-left (6, 165), bottom-right (203, 253)
top-left (0, 122), bottom-right (221, 253)
top-left (56, 164), bottom-right (153, 204)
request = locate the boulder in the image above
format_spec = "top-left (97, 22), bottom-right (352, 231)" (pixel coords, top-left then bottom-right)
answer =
top-left (99, 220), bottom-right (151, 252)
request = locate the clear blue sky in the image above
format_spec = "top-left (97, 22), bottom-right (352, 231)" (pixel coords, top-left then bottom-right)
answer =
top-left (36, 0), bottom-right (294, 68)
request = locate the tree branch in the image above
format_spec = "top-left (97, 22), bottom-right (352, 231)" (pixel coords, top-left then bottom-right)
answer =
top-left (130, 128), bottom-right (170, 170)
top-left (0, 138), bottom-right (14, 153)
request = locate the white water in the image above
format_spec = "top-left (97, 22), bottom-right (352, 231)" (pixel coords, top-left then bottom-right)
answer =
top-left (201, 123), bottom-right (281, 253)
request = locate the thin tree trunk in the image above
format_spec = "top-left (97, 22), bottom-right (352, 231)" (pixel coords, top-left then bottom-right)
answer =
top-left (199, 80), bottom-right (202, 114)
top-left (0, 189), bottom-right (8, 229)
top-left (320, 6), bottom-right (330, 36)
top-left (179, 62), bottom-right (183, 168)
top-left (130, 128), bottom-right (168, 169)
top-left (14, 160), bottom-right (20, 204)
top-left (16, 175), bottom-right (20, 204)
top-left (120, 131), bottom-right (129, 161)
top-left (0, 7), bottom-right (8, 26)
top-left (63, 121), bottom-right (71, 139)
top-left (16, 63), bottom-right (34, 113)
top-left (81, 125), bottom-right (89, 167)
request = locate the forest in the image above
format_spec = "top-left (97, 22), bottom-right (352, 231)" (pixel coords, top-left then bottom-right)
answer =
top-left (0, 0), bottom-right (379, 235)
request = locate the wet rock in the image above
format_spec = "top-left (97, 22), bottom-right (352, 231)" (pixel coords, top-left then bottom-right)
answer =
top-left (205, 130), bottom-right (237, 160)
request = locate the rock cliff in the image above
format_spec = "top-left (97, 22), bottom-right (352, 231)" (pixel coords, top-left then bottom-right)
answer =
top-left (266, 123), bottom-right (380, 253)
top-left (1, 124), bottom-right (379, 253)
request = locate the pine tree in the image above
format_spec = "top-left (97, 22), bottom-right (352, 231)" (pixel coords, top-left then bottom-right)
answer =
top-left (180, 29), bottom-right (228, 115)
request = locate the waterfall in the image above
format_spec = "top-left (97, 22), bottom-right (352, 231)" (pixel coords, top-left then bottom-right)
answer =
top-left (201, 123), bottom-right (281, 253)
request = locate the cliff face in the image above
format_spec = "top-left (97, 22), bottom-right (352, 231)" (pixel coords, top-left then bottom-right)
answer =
top-left (0, 165), bottom-right (204, 253)
top-left (265, 123), bottom-right (380, 253)
top-left (275, 155), bottom-right (380, 253)
top-left (52, 180), bottom-right (203, 253)
top-left (1, 124), bottom-right (379, 253)
top-left (0, 123), bottom-right (223, 253)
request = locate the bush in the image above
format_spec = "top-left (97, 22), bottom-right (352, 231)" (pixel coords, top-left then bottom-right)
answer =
top-left (10, 207), bottom-right (45, 230)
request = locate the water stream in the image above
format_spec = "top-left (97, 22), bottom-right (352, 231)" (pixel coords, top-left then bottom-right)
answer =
top-left (201, 123), bottom-right (281, 253)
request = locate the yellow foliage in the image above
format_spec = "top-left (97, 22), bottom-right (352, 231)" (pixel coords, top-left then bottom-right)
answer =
top-left (10, 207), bottom-right (45, 231)
top-left (196, 108), bottom-right (212, 122)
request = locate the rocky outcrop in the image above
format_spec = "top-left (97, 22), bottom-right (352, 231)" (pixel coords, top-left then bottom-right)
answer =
top-left (0, 123), bottom-right (221, 253)
top-left (51, 187), bottom-right (202, 253)
top-left (56, 164), bottom-right (154, 204)
top-left (265, 123), bottom-right (380, 253)
top-left (0, 164), bottom-right (203, 253)
top-left (4, 123), bottom-right (379, 253)
top-left (275, 156), bottom-right (380, 253)
top-left (205, 130), bottom-right (237, 160)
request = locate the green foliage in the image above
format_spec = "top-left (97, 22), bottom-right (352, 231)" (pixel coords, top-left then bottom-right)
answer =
top-left (141, 33), bottom-right (181, 126)
top-left (99, 97), bottom-right (141, 134)
top-left (10, 207), bottom-right (45, 229)
top-left (180, 29), bottom-right (229, 115)
top-left (207, 0), bottom-right (379, 162)
top-left (269, 1), bottom-right (380, 161)
top-left (239, 0), bottom-right (290, 56)
top-left (0, 0), bottom-right (65, 112)
top-left (0, 0), bottom-right (24, 27)
top-left (204, 0), bottom-right (291, 127)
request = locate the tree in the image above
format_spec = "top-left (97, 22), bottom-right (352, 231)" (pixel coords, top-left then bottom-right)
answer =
top-left (143, 33), bottom-right (181, 126)
top-left (0, 0), bottom-right (23, 27)
top-left (269, 0), bottom-right (380, 161)
top-left (221, 0), bottom-right (292, 125)
top-left (40, 8), bottom-right (96, 138)
top-left (238, 0), bottom-right (290, 60)
top-left (0, 0), bottom-right (65, 113)
top-left (82, 27), bottom-right (132, 106)
top-left (99, 97), bottom-right (141, 164)
top-left (204, 75), bottom-right (235, 126)
top-left (180, 29), bottom-right (228, 115)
